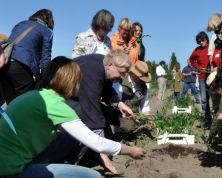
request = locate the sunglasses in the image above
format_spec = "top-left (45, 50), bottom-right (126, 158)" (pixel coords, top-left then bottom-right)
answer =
top-left (198, 39), bottom-right (206, 44)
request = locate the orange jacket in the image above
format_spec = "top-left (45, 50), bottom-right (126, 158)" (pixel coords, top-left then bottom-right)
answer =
top-left (110, 31), bottom-right (139, 64)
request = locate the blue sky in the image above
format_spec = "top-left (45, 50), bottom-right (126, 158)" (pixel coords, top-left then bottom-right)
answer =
top-left (1, 1), bottom-right (222, 68)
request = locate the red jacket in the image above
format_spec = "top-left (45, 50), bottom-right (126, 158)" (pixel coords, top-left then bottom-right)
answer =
top-left (189, 44), bottom-right (210, 79)
top-left (211, 47), bottom-right (220, 67)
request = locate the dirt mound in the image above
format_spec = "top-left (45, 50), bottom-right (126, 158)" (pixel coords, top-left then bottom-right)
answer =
top-left (151, 144), bottom-right (201, 158)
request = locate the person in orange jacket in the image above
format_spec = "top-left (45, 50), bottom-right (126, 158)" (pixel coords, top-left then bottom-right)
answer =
top-left (110, 18), bottom-right (139, 64)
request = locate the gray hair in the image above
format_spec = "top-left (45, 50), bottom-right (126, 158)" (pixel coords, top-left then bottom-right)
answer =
top-left (91, 9), bottom-right (114, 32)
top-left (103, 49), bottom-right (131, 68)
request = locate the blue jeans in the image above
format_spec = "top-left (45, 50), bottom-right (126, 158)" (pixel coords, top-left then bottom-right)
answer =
top-left (199, 79), bottom-right (212, 122)
top-left (1, 132), bottom-right (101, 178)
top-left (181, 82), bottom-right (200, 102)
top-left (2, 164), bottom-right (101, 178)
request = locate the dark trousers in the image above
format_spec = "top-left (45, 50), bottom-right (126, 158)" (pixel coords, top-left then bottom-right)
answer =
top-left (31, 132), bottom-right (82, 164)
top-left (0, 60), bottom-right (36, 104)
top-left (0, 81), bottom-right (5, 106)
top-left (66, 99), bottom-right (113, 139)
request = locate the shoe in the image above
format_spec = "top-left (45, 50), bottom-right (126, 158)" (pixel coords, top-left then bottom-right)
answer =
top-left (204, 120), bottom-right (212, 130)
top-left (195, 101), bottom-right (200, 104)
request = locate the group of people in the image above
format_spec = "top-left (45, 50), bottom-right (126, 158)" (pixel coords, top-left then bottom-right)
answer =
top-left (1, 7), bottom-right (222, 178)
top-left (0, 8), bottom-right (153, 177)
top-left (155, 13), bottom-right (222, 136)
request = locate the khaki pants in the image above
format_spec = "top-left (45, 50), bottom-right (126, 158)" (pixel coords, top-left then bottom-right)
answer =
top-left (157, 77), bottom-right (166, 100)
top-left (110, 109), bottom-right (136, 136)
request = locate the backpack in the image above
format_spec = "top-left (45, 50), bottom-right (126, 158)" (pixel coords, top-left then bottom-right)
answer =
top-left (0, 23), bottom-right (40, 67)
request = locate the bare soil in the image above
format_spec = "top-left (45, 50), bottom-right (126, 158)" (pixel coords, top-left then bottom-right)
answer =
top-left (92, 89), bottom-right (222, 177)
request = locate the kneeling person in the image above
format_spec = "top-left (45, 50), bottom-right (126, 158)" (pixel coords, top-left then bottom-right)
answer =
top-left (112, 61), bottom-right (152, 137)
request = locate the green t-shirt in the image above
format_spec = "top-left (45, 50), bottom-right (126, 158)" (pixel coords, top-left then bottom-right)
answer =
top-left (0, 89), bottom-right (78, 175)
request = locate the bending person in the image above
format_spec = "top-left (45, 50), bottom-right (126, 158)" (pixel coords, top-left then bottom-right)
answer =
top-left (0, 56), bottom-right (146, 177)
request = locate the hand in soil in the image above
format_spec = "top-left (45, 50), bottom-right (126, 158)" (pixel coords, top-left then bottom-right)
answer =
top-left (130, 146), bottom-right (147, 160)
top-left (100, 153), bottom-right (118, 174)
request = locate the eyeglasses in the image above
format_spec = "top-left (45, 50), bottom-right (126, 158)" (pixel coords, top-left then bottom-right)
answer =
top-left (112, 64), bottom-right (126, 77)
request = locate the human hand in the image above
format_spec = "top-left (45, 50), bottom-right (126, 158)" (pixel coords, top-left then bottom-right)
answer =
top-left (123, 46), bottom-right (131, 54)
top-left (148, 118), bottom-right (156, 130)
top-left (100, 153), bottom-right (118, 174)
top-left (118, 102), bottom-right (133, 119)
top-left (213, 67), bottom-right (218, 72)
top-left (129, 146), bottom-right (147, 160)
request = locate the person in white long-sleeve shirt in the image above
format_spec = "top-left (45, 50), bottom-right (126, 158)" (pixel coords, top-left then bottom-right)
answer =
top-left (112, 61), bottom-right (154, 137)
top-left (156, 61), bottom-right (167, 100)
top-left (0, 56), bottom-right (146, 178)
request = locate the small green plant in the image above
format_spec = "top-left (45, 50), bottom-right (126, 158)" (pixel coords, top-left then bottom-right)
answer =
top-left (174, 97), bottom-right (194, 108)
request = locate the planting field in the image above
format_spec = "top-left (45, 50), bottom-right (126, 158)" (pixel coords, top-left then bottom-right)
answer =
top-left (93, 89), bottom-right (222, 178)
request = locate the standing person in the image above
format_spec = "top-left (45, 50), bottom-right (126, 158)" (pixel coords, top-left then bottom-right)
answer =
top-left (156, 61), bottom-right (167, 100)
top-left (68, 49), bottom-right (134, 174)
top-left (208, 75), bottom-right (222, 141)
top-left (131, 22), bottom-right (146, 61)
top-left (181, 60), bottom-right (200, 103)
top-left (206, 13), bottom-right (222, 115)
top-left (0, 9), bottom-right (54, 105)
top-left (71, 9), bottom-right (114, 58)
top-left (170, 64), bottom-right (182, 98)
top-left (110, 18), bottom-right (139, 64)
top-left (206, 13), bottom-right (222, 72)
top-left (0, 56), bottom-right (146, 177)
top-left (112, 61), bottom-right (152, 137)
top-left (189, 31), bottom-right (212, 123)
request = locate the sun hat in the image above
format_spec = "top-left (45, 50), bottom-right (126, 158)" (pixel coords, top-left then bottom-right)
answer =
top-left (206, 71), bottom-right (217, 86)
top-left (130, 61), bottom-right (152, 83)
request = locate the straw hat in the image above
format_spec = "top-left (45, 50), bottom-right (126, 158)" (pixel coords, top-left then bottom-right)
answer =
top-left (130, 61), bottom-right (152, 83)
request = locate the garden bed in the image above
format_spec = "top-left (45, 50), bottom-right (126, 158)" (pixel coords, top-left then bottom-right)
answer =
top-left (92, 89), bottom-right (222, 177)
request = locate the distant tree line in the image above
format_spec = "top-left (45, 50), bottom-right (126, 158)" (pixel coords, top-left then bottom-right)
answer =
top-left (145, 52), bottom-right (180, 82)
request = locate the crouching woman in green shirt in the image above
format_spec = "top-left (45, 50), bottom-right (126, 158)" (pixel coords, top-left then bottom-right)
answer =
top-left (0, 56), bottom-right (146, 178)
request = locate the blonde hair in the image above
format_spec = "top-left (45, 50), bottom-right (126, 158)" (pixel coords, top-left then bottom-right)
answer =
top-left (0, 34), bottom-right (8, 42)
top-left (206, 13), bottom-right (222, 32)
top-left (118, 18), bottom-right (132, 30)
top-left (39, 56), bottom-right (82, 98)
top-left (103, 49), bottom-right (131, 68)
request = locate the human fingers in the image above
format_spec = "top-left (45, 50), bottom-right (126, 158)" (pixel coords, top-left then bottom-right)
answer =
top-left (100, 154), bottom-right (118, 174)
top-left (130, 146), bottom-right (147, 159)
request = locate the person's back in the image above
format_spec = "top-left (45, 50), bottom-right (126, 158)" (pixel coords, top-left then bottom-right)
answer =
top-left (7, 20), bottom-right (53, 80)
top-left (1, 9), bottom-right (54, 105)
